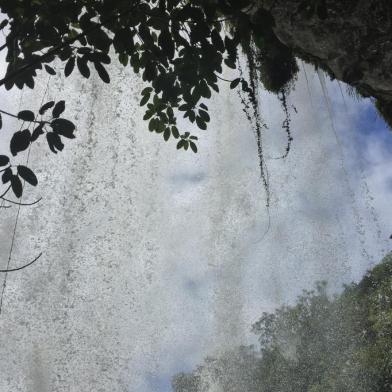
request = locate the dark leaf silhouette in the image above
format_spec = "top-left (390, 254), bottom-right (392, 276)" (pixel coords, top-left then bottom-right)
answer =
top-left (11, 175), bottom-right (22, 198)
top-left (2, 167), bottom-right (12, 184)
top-left (0, 113), bottom-right (2, 129)
top-left (177, 139), bottom-right (186, 149)
top-left (31, 124), bottom-right (44, 142)
top-left (198, 109), bottom-right (210, 122)
top-left (46, 132), bottom-right (64, 153)
top-left (0, 155), bottom-right (9, 167)
top-left (230, 78), bottom-right (241, 89)
top-left (140, 94), bottom-right (150, 106)
top-left (190, 141), bottom-right (198, 153)
top-left (17, 110), bottom-right (35, 122)
top-left (52, 101), bottom-right (65, 118)
top-left (94, 62), bottom-right (110, 83)
top-left (163, 128), bottom-right (171, 141)
top-left (159, 29), bottom-right (175, 59)
top-left (211, 29), bottom-right (225, 53)
top-left (87, 26), bottom-right (111, 52)
top-left (39, 101), bottom-right (55, 115)
top-left (196, 117), bottom-right (207, 130)
top-left (10, 129), bottom-right (31, 156)
top-left (171, 126), bottom-right (179, 139)
top-left (77, 57), bottom-right (90, 78)
top-left (64, 57), bottom-right (75, 77)
top-left (51, 118), bottom-right (76, 138)
top-left (17, 165), bottom-right (38, 186)
top-left (44, 64), bottom-right (56, 75)
top-left (0, 20), bottom-right (8, 30)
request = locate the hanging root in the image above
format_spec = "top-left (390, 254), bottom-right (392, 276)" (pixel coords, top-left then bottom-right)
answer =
top-left (270, 89), bottom-right (293, 160)
top-left (240, 43), bottom-right (271, 207)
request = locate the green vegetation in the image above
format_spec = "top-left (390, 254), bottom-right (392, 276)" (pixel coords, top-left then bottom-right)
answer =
top-left (173, 254), bottom-right (392, 391)
top-left (0, 0), bottom-right (390, 219)
top-left (0, 0), bottom-right (390, 204)
top-left (0, 0), bottom-right (277, 201)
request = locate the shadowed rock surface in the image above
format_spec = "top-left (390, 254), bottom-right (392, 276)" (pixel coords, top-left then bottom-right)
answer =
top-left (255, 0), bottom-right (392, 118)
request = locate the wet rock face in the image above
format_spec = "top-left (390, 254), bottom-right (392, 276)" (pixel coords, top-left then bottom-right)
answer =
top-left (256, 0), bottom-right (392, 102)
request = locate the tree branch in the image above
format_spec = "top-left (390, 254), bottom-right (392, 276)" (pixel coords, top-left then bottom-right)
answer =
top-left (0, 109), bottom-right (49, 125)
top-left (0, 252), bottom-right (42, 272)
top-left (0, 196), bottom-right (42, 206)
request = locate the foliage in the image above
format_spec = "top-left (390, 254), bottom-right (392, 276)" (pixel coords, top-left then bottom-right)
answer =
top-left (172, 254), bottom-right (392, 391)
top-left (0, 101), bottom-right (75, 198)
top-left (0, 0), bottom-right (248, 198)
top-left (0, 0), bottom-right (301, 202)
top-left (1, 0), bottom-right (388, 204)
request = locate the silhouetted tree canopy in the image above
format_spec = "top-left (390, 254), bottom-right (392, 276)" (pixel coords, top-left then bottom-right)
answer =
top-left (0, 0), bottom-right (390, 202)
top-left (0, 0), bottom-right (301, 201)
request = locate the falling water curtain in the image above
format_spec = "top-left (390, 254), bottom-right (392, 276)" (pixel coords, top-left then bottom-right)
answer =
top-left (0, 1), bottom-right (391, 391)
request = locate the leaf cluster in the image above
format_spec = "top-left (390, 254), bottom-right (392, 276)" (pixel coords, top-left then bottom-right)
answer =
top-left (0, 100), bottom-right (75, 198)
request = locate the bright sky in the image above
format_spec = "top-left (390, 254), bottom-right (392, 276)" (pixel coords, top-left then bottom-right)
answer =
top-left (0, 50), bottom-right (391, 391)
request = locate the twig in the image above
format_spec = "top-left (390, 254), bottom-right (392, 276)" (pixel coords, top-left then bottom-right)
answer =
top-left (0, 196), bottom-right (42, 206)
top-left (0, 252), bottom-right (42, 272)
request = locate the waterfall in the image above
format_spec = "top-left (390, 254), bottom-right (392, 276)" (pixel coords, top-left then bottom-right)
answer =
top-left (0, 59), bottom-right (390, 391)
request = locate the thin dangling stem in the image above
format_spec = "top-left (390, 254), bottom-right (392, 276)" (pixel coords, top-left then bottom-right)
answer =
top-left (0, 77), bottom-right (50, 315)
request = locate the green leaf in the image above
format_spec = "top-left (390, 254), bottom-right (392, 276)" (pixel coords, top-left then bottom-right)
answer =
top-left (189, 141), bottom-right (198, 153)
top-left (156, 121), bottom-right (165, 133)
top-left (140, 94), bottom-right (150, 106)
top-left (119, 53), bottom-right (128, 66)
top-left (196, 117), bottom-right (207, 130)
top-left (148, 118), bottom-right (156, 132)
top-left (171, 126), bottom-right (179, 139)
top-left (143, 110), bottom-right (154, 121)
top-left (198, 109), bottom-right (210, 122)
top-left (141, 87), bottom-right (153, 96)
top-left (177, 139), bottom-right (186, 150)
top-left (17, 165), bottom-right (38, 186)
top-left (163, 128), bottom-right (171, 141)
